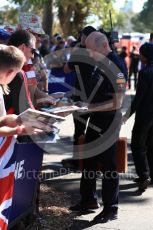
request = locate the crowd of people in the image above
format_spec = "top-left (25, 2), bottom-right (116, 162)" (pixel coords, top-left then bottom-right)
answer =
top-left (0, 19), bottom-right (153, 229)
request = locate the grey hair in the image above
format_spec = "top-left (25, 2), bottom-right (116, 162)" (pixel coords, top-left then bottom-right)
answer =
top-left (94, 34), bottom-right (108, 48)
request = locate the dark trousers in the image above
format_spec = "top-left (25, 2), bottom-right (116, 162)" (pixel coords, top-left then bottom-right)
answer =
top-left (131, 118), bottom-right (153, 180)
top-left (73, 112), bottom-right (89, 145)
top-left (80, 113), bottom-right (120, 209)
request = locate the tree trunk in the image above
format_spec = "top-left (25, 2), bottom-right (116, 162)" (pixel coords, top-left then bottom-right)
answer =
top-left (58, 4), bottom-right (74, 36)
top-left (58, 1), bottom-right (89, 36)
top-left (42, 0), bottom-right (53, 36)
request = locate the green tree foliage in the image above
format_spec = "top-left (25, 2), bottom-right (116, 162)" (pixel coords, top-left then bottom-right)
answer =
top-left (9, 0), bottom-right (48, 5)
top-left (7, 0), bottom-right (124, 36)
top-left (0, 6), bottom-right (18, 25)
top-left (8, 0), bottom-right (52, 35)
top-left (90, 0), bottom-right (117, 30)
top-left (56, 0), bottom-right (120, 36)
top-left (132, 0), bottom-right (153, 32)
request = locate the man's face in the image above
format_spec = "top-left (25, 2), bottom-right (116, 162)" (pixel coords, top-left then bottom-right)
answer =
top-left (32, 32), bottom-right (42, 49)
top-left (22, 40), bottom-right (36, 64)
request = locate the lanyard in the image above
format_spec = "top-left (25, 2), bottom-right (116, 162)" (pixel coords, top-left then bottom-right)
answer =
top-left (21, 70), bottom-right (35, 110)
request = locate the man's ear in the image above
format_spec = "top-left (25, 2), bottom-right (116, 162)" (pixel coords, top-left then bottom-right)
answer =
top-left (103, 42), bottom-right (108, 49)
top-left (18, 44), bottom-right (25, 52)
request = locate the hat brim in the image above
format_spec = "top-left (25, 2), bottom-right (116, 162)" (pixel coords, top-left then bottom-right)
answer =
top-left (27, 27), bottom-right (45, 35)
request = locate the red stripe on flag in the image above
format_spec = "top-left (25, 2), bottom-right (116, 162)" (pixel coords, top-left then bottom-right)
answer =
top-left (0, 137), bottom-right (12, 158)
top-left (0, 173), bottom-right (14, 205)
top-left (0, 218), bottom-right (8, 230)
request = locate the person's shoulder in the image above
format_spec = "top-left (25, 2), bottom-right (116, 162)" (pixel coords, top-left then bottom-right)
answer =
top-left (138, 66), bottom-right (151, 82)
top-left (16, 71), bottom-right (23, 77)
top-left (107, 51), bottom-right (121, 64)
top-left (108, 51), bottom-right (124, 67)
top-left (9, 71), bottom-right (23, 87)
top-left (141, 64), bottom-right (153, 75)
top-left (107, 51), bottom-right (128, 81)
top-left (13, 71), bottom-right (23, 81)
top-left (68, 47), bottom-right (91, 67)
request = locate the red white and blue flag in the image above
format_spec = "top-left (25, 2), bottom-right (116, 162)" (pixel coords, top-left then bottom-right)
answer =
top-left (0, 136), bottom-right (16, 230)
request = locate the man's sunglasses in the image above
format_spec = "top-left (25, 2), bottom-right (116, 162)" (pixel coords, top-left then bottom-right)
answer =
top-left (25, 44), bottom-right (37, 54)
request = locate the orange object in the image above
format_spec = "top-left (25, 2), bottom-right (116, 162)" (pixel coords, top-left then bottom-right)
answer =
top-left (116, 137), bottom-right (128, 173)
top-left (78, 136), bottom-right (128, 173)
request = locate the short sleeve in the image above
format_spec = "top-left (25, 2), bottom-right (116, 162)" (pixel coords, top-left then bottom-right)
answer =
top-left (0, 86), bottom-right (6, 116)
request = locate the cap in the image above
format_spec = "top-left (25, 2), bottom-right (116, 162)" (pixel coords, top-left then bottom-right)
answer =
top-left (67, 36), bottom-right (76, 41)
top-left (27, 27), bottom-right (45, 35)
top-left (81, 26), bottom-right (96, 37)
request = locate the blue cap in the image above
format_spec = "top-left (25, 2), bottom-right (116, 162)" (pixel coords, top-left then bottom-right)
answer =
top-left (0, 29), bottom-right (11, 40)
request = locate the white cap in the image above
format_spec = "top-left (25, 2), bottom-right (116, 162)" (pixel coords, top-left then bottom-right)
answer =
top-left (67, 36), bottom-right (76, 41)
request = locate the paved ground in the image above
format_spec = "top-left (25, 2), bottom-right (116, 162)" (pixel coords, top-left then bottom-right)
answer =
top-left (42, 87), bottom-right (153, 230)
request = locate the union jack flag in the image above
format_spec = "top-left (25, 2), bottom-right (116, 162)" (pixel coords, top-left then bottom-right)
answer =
top-left (0, 136), bottom-right (16, 230)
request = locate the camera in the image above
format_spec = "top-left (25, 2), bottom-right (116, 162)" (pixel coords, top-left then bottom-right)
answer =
top-left (99, 28), bottom-right (119, 48)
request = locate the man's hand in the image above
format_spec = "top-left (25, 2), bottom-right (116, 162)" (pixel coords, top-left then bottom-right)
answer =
top-left (122, 114), bottom-right (128, 124)
top-left (74, 101), bottom-right (89, 108)
top-left (36, 97), bottom-right (57, 107)
top-left (1, 114), bottom-right (18, 128)
top-left (16, 125), bottom-right (45, 136)
top-left (56, 111), bottom-right (71, 117)
top-left (50, 92), bottom-right (65, 99)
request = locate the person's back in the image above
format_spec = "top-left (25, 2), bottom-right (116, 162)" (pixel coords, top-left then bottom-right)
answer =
top-left (133, 62), bottom-right (153, 120)
top-left (128, 42), bottom-right (153, 121)
top-left (128, 46), bottom-right (139, 89)
top-left (124, 42), bottom-right (153, 191)
top-left (119, 46), bottom-right (127, 60)
top-left (62, 26), bottom-right (96, 170)
top-left (68, 47), bottom-right (95, 102)
top-left (4, 72), bottom-right (32, 115)
top-left (64, 26), bottom-right (96, 102)
top-left (130, 51), bottom-right (139, 69)
top-left (86, 43), bottom-right (127, 106)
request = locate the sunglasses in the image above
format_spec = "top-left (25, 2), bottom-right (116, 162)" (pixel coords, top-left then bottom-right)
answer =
top-left (25, 44), bottom-right (36, 54)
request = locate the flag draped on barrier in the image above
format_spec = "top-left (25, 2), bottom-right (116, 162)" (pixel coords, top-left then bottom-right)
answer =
top-left (0, 136), bottom-right (16, 230)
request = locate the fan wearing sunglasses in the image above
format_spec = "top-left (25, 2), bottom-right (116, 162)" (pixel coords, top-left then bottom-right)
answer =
top-left (4, 30), bottom-right (56, 117)
top-left (25, 29), bottom-right (49, 93)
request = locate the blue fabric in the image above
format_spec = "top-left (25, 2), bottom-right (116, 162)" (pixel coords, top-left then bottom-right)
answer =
top-left (0, 29), bottom-right (10, 40)
top-left (48, 67), bottom-right (76, 94)
top-left (107, 51), bottom-right (128, 81)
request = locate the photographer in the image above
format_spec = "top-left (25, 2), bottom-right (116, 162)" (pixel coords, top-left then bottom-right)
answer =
top-left (63, 26), bottom-right (96, 169)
